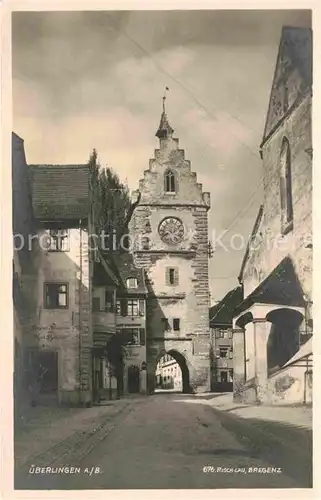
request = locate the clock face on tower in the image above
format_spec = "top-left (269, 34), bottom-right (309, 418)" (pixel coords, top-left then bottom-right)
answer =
top-left (158, 217), bottom-right (185, 245)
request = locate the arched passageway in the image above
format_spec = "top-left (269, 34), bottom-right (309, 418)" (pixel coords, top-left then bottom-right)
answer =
top-left (154, 350), bottom-right (190, 394)
top-left (266, 308), bottom-right (303, 373)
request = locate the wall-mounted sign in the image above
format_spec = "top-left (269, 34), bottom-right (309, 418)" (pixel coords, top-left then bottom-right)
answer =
top-left (193, 337), bottom-right (210, 357)
top-left (117, 323), bottom-right (144, 328)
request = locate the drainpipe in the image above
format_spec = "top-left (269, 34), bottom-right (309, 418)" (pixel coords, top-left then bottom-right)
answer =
top-left (237, 279), bottom-right (247, 383)
top-left (303, 297), bottom-right (312, 404)
top-left (78, 219), bottom-right (83, 405)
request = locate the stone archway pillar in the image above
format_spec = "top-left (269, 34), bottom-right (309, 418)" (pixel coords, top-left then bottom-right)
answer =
top-left (253, 318), bottom-right (270, 403)
top-left (140, 367), bottom-right (147, 394)
top-left (123, 366), bottom-right (128, 395)
top-left (188, 359), bottom-right (210, 393)
top-left (147, 363), bottom-right (157, 394)
top-left (232, 327), bottom-right (245, 401)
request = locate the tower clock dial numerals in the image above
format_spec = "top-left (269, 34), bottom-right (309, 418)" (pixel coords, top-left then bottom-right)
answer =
top-left (158, 217), bottom-right (184, 245)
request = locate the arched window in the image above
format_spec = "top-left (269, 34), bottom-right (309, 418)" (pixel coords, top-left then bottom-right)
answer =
top-left (164, 169), bottom-right (176, 193)
top-left (280, 137), bottom-right (293, 234)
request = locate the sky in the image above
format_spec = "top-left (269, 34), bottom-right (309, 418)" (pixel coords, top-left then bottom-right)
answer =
top-left (12, 9), bottom-right (312, 302)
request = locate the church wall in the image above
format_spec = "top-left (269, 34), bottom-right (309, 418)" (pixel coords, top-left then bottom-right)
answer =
top-left (242, 94), bottom-right (312, 303)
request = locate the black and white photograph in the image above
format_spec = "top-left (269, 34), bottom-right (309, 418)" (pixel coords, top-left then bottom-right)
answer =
top-left (7, 5), bottom-right (314, 492)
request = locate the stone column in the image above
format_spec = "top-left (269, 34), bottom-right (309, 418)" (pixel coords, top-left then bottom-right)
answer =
top-left (190, 335), bottom-right (211, 393)
top-left (253, 319), bottom-right (270, 403)
top-left (123, 365), bottom-right (128, 395)
top-left (140, 369), bottom-right (147, 394)
top-left (233, 327), bottom-right (245, 402)
top-left (244, 322), bottom-right (255, 380)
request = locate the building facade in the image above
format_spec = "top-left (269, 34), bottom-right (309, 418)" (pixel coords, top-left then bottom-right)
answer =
top-left (12, 132), bottom-right (39, 415)
top-left (128, 105), bottom-right (211, 394)
top-left (25, 164), bottom-right (95, 406)
top-left (114, 254), bottom-right (148, 395)
top-left (155, 354), bottom-right (182, 391)
top-left (209, 287), bottom-right (242, 392)
top-left (233, 27), bottom-right (313, 405)
top-left (12, 136), bottom-right (152, 408)
top-left (91, 251), bottom-right (119, 401)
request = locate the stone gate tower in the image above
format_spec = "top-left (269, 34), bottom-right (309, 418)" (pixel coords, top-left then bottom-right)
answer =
top-left (129, 102), bottom-right (211, 393)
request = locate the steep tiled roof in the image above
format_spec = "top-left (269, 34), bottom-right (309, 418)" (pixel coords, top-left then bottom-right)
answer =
top-left (238, 205), bottom-right (264, 283)
top-left (209, 286), bottom-right (243, 326)
top-left (103, 252), bottom-right (147, 295)
top-left (235, 256), bottom-right (305, 316)
top-left (261, 26), bottom-right (312, 146)
top-left (29, 165), bottom-right (89, 220)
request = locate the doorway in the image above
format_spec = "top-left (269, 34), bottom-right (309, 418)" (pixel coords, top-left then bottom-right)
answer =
top-left (128, 365), bottom-right (140, 393)
top-left (26, 350), bottom-right (58, 405)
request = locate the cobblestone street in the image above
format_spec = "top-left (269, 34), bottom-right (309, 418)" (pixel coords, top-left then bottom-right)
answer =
top-left (15, 393), bottom-right (312, 490)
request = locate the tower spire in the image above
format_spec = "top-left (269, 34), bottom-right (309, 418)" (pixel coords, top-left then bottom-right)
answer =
top-left (156, 87), bottom-right (174, 139)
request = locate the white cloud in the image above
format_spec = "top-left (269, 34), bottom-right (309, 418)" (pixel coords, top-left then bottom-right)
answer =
top-left (13, 17), bottom-right (283, 300)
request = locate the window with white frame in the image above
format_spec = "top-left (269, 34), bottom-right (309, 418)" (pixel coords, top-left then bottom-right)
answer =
top-left (44, 283), bottom-right (68, 309)
top-left (127, 277), bottom-right (138, 288)
top-left (127, 299), bottom-right (139, 316)
top-left (46, 229), bottom-right (69, 251)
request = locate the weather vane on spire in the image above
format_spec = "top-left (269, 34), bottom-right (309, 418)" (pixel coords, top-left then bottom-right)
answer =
top-left (162, 86), bottom-right (170, 112)
top-left (156, 86), bottom-right (174, 138)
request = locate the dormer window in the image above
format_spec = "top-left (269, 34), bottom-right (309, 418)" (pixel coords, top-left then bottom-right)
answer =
top-left (127, 277), bottom-right (138, 288)
top-left (164, 169), bottom-right (176, 193)
top-left (280, 137), bottom-right (293, 235)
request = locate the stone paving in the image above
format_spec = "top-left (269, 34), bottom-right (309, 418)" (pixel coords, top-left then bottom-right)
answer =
top-left (14, 399), bottom-right (130, 469)
top-left (14, 392), bottom-right (313, 490)
top-left (15, 393), bottom-right (312, 489)
top-left (202, 393), bottom-right (312, 429)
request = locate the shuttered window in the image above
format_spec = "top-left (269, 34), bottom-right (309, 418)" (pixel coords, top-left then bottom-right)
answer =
top-left (120, 299), bottom-right (127, 316)
top-left (92, 297), bottom-right (101, 312)
top-left (139, 299), bottom-right (145, 316)
top-left (105, 290), bottom-right (114, 312)
top-left (140, 328), bottom-right (146, 346)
